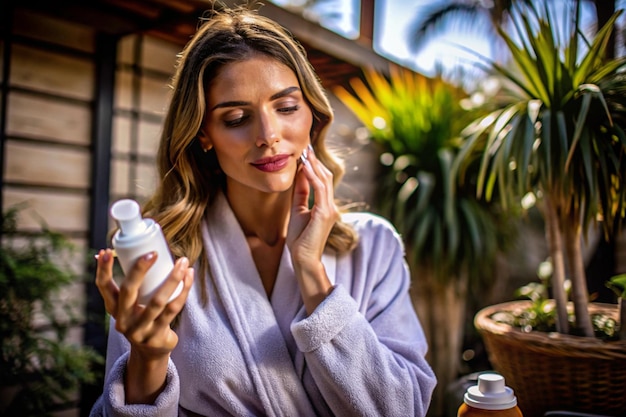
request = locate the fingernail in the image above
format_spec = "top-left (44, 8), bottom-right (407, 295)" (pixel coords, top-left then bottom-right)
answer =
top-left (143, 251), bottom-right (156, 261)
top-left (179, 257), bottom-right (189, 268)
top-left (307, 144), bottom-right (314, 154)
top-left (94, 250), bottom-right (111, 262)
top-left (94, 249), bottom-right (116, 260)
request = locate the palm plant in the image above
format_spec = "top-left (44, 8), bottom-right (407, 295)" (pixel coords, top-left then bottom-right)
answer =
top-left (454, 1), bottom-right (626, 337)
top-left (410, 0), bottom-right (620, 59)
top-left (334, 65), bottom-right (514, 416)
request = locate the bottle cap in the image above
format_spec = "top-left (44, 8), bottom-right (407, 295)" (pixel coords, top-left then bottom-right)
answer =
top-left (464, 373), bottom-right (517, 411)
top-left (110, 199), bottom-right (147, 237)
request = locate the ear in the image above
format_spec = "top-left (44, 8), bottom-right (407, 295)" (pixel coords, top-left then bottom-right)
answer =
top-left (197, 128), bottom-right (213, 152)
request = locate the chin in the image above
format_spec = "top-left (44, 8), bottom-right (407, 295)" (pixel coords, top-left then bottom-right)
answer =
top-left (260, 178), bottom-right (296, 194)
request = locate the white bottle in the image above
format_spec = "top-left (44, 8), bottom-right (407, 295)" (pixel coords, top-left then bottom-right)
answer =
top-left (110, 199), bottom-right (183, 305)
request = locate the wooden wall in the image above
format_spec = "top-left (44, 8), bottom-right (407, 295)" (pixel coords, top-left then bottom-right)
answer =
top-left (3, 10), bottom-right (94, 236)
top-left (110, 34), bottom-right (178, 209)
top-left (1, 9), bottom-right (97, 417)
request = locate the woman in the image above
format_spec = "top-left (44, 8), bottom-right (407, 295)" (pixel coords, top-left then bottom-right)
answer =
top-left (91, 4), bottom-right (436, 417)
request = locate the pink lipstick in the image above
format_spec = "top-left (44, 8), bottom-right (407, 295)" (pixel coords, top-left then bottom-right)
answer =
top-left (251, 154), bottom-right (290, 172)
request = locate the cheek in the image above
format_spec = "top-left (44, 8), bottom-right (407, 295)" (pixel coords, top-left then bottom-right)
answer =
top-left (294, 110), bottom-right (314, 141)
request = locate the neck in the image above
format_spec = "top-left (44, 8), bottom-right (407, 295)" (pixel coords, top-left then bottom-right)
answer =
top-left (225, 187), bottom-right (291, 246)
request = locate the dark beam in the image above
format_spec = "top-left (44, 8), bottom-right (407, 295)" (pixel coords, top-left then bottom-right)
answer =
top-left (358, 0), bottom-right (375, 47)
top-left (81, 32), bottom-right (117, 417)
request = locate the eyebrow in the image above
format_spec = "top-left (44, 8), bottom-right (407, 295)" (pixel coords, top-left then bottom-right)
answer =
top-left (210, 86), bottom-right (301, 111)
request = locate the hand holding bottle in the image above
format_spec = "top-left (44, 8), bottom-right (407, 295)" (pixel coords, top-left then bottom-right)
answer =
top-left (94, 199), bottom-right (195, 404)
top-left (95, 248), bottom-right (193, 403)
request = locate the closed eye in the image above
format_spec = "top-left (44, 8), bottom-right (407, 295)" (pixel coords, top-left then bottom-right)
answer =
top-left (278, 105), bottom-right (299, 114)
top-left (224, 115), bottom-right (249, 127)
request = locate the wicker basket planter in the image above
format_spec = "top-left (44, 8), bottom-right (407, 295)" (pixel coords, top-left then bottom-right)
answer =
top-left (474, 300), bottom-right (626, 417)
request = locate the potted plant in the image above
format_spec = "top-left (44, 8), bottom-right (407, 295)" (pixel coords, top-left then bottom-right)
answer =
top-left (334, 65), bottom-right (515, 416)
top-left (454, 1), bottom-right (626, 415)
top-left (0, 204), bottom-right (104, 417)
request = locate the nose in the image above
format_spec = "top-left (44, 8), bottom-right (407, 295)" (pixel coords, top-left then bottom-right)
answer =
top-left (255, 110), bottom-right (279, 147)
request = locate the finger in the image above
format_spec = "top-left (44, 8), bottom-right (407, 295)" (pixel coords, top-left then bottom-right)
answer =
top-left (139, 257), bottom-right (190, 325)
top-left (137, 266), bottom-right (195, 346)
top-left (94, 248), bottom-right (120, 316)
top-left (117, 252), bottom-right (157, 327)
top-left (154, 267), bottom-right (195, 328)
top-left (302, 149), bottom-right (334, 211)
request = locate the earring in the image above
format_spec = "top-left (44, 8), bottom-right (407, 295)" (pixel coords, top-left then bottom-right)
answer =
top-left (203, 145), bottom-right (213, 153)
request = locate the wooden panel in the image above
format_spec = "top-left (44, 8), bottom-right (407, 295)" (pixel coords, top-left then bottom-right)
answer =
top-left (5, 140), bottom-right (91, 189)
top-left (138, 119), bottom-right (162, 157)
top-left (114, 69), bottom-right (133, 110)
top-left (13, 9), bottom-right (95, 53)
top-left (110, 158), bottom-right (159, 201)
top-left (141, 35), bottom-right (179, 74)
top-left (110, 158), bottom-right (131, 196)
top-left (7, 92), bottom-right (91, 144)
top-left (112, 115), bottom-right (132, 154)
top-left (117, 34), bottom-right (138, 66)
top-left (3, 188), bottom-right (90, 233)
top-left (140, 75), bottom-right (171, 115)
top-left (11, 44), bottom-right (94, 101)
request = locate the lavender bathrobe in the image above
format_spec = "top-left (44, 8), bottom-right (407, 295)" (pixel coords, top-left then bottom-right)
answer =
top-left (91, 193), bottom-right (436, 417)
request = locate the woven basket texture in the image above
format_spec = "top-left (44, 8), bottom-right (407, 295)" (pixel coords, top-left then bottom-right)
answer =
top-left (475, 301), bottom-right (626, 417)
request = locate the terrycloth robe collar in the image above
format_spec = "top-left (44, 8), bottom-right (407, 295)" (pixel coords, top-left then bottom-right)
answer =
top-left (201, 192), bottom-right (318, 417)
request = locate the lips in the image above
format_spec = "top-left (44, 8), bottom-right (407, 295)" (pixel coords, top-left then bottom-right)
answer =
top-left (251, 154), bottom-right (291, 172)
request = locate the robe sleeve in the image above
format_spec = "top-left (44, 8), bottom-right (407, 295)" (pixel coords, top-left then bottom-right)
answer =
top-left (89, 319), bottom-right (180, 417)
top-left (290, 214), bottom-right (436, 417)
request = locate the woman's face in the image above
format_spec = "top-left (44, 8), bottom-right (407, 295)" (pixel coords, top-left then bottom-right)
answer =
top-left (200, 55), bottom-right (313, 196)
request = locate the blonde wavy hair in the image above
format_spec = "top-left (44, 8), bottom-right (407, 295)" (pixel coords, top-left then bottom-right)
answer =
top-left (142, 5), bottom-right (358, 300)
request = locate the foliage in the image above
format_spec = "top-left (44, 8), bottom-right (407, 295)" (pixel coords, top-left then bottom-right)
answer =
top-left (493, 260), bottom-right (619, 339)
top-left (334, 65), bottom-right (515, 288)
top-left (408, 1), bottom-right (620, 59)
top-left (492, 279), bottom-right (619, 340)
top-left (606, 273), bottom-right (626, 340)
top-left (454, 0), bottom-right (626, 337)
top-left (0, 205), bottom-right (103, 417)
top-left (607, 273), bottom-right (626, 299)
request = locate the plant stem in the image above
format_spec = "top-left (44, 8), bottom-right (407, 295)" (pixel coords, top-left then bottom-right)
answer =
top-left (543, 194), bottom-right (570, 334)
top-left (563, 219), bottom-right (594, 337)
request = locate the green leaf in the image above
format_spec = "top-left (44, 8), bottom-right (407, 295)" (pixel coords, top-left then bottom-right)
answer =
top-left (607, 274), bottom-right (626, 298)
top-left (565, 91), bottom-right (593, 170)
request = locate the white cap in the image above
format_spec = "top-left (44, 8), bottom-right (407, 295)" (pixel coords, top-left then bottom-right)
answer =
top-left (464, 373), bottom-right (517, 410)
top-left (110, 199), bottom-right (147, 237)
